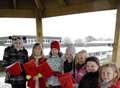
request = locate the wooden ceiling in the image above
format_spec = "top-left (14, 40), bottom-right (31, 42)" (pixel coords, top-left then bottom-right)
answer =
top-left (0, 0), bottom-right (119, 18)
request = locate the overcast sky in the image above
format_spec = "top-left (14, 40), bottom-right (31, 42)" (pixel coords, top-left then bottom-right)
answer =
top-left (0, 10), bottom-right (117, 42)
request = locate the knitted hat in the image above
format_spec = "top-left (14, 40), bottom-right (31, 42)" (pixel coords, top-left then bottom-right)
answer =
top-left (9, 36), bottom-right (21, 41)
top-left (9, 36), bottom-right (26, 43)
top-left (66, 45), bottom-right (75, 57)
top-left (51, 41), bottom-right (60, 50)
top-left (86, 56), bottom-right (100, 66)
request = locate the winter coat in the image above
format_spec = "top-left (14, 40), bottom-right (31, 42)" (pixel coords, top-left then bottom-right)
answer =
top-left (2, 45), bottom-right (28, 84)
top-left (27, 57), bottom-right (47, 88)
top-left (78, 71), bottom-right (99, 88)
top-left (64, 60), bottom-right (73, 73)
top-left (46, 55), bottom-right (64, 86)
top-left (100, 80), bottom-right (120, 88)
top-left (100, 81), bottom-right (110, 88)
top-left (74, 63), bottom-right (87, 83)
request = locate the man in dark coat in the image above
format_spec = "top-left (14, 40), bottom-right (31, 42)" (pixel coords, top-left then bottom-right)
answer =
top-left (2, 36), bottom-right (28, 88)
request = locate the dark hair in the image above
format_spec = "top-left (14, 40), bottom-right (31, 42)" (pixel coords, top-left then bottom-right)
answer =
top-left (86, 56), bottom-right (100, 66)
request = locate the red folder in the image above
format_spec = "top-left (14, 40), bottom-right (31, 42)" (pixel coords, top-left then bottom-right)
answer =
top-left (23, 59), bottom-right (37, 77)
top-left (6, 61), bottom-right (22, 76)
top-left (37, 61), bottom-right (53, 80)
top-left (39, 57), bottom-right (46, 64)
top-left (58, 73), bottom-right (74, 88)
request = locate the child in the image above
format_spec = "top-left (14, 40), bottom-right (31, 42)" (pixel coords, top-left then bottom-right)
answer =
top-left (47, 40), bottom-right (64, 88)
top-left (99, 63), bottom-right (120, 88)
top-left (64, 45), bottom-right (75, 73)
top-left (78, 56), bottom-right (100, 88)
top-left (74, 50), bottom-right (88, 83)
top-left (3, 36), bottom-right (28, 88)
top-left (25, 43), bottom-right (46, 88)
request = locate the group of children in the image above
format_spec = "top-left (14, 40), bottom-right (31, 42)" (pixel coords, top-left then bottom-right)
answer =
top-left (67, 47), bottom-right (120, 88)
top-left (2, 36), bottom-right (120, 88)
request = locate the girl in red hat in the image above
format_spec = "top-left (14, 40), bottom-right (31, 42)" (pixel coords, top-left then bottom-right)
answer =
top-left (46, 40), bottom-right (64, 88)
top-left (25, 43), bottom-right (47, 88)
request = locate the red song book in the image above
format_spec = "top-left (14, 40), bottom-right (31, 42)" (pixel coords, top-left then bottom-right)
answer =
top-left (58, 73), bottom-right (74, 88)
top-left (23, 59), bottom-right (37, 77)
top-left (6, 61), bottom-right (22, 76)
top-left (37, 61), bottom-right (53, 80)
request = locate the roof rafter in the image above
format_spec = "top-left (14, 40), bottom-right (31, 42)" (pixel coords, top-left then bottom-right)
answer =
top-left (43, 0), bottom-right (116, 18)
top-left (57, 0), bottom-right (67, 6)
top-left (108, 0), bottom-right (118, 6)
top-left (34, 0), bottom-right (44, 11)
top-left (13, 0), bottom-right (16, 9)
top-left (0, 9), bottom-right (35, 18)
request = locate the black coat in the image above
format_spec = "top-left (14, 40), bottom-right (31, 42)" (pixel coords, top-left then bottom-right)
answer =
top-left (78, 71), bottom-right (99, 88)
top-left (2, 45), bottom-right (28, 84)
top-left (64, 60), bottom-right (73, 73)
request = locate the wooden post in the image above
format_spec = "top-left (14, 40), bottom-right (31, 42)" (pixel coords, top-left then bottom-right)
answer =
top-left (112, 4), bottom-right (120, 65)
top-left (36, 10), bottom-right (43, 45)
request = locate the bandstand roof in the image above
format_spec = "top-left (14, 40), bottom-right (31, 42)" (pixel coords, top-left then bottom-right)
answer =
top-left (0, 0), bottom-right (119, 18)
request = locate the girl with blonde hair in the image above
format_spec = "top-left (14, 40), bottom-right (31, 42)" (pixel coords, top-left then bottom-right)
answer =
top-left (99, 63), bottom-right (120, 88)
top-left (26, 43), bottom-right (47, 88)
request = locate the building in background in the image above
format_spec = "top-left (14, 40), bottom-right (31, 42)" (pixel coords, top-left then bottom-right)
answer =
top-left (0, 36), bottom-right (62, 47)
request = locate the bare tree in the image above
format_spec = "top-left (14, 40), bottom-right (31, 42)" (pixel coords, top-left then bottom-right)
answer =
top-left (85, 36), bottom-right (96, 42)
top-left (62, 37), bottom-right (73, 46)
top-left (74, 38), bottom-right (84, 46)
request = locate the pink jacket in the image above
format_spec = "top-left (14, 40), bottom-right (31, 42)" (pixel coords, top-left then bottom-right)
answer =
top-left (75, 65), bottom-right (87, 83)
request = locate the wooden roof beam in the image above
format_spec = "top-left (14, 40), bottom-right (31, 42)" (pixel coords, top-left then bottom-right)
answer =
top-left (0, 9), bottom-right (35, 18)
top-left (58, 0), bottom-right (67, 6)
top-left (34, 0), bottom-right (44, 10)
top-left (13, 0), bottom-right (16, 9)
top-left (108, 0), bottom-right (119, 6)
top-left (43, 0), bottom-right (117, 18)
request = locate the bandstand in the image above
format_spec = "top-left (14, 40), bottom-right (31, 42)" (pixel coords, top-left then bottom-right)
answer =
top-left (0, 0), bottom-right (119, 65)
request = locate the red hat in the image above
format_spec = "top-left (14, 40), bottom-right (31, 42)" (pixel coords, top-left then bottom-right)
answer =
top-left (51, 41), bottom-right (60, 50)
